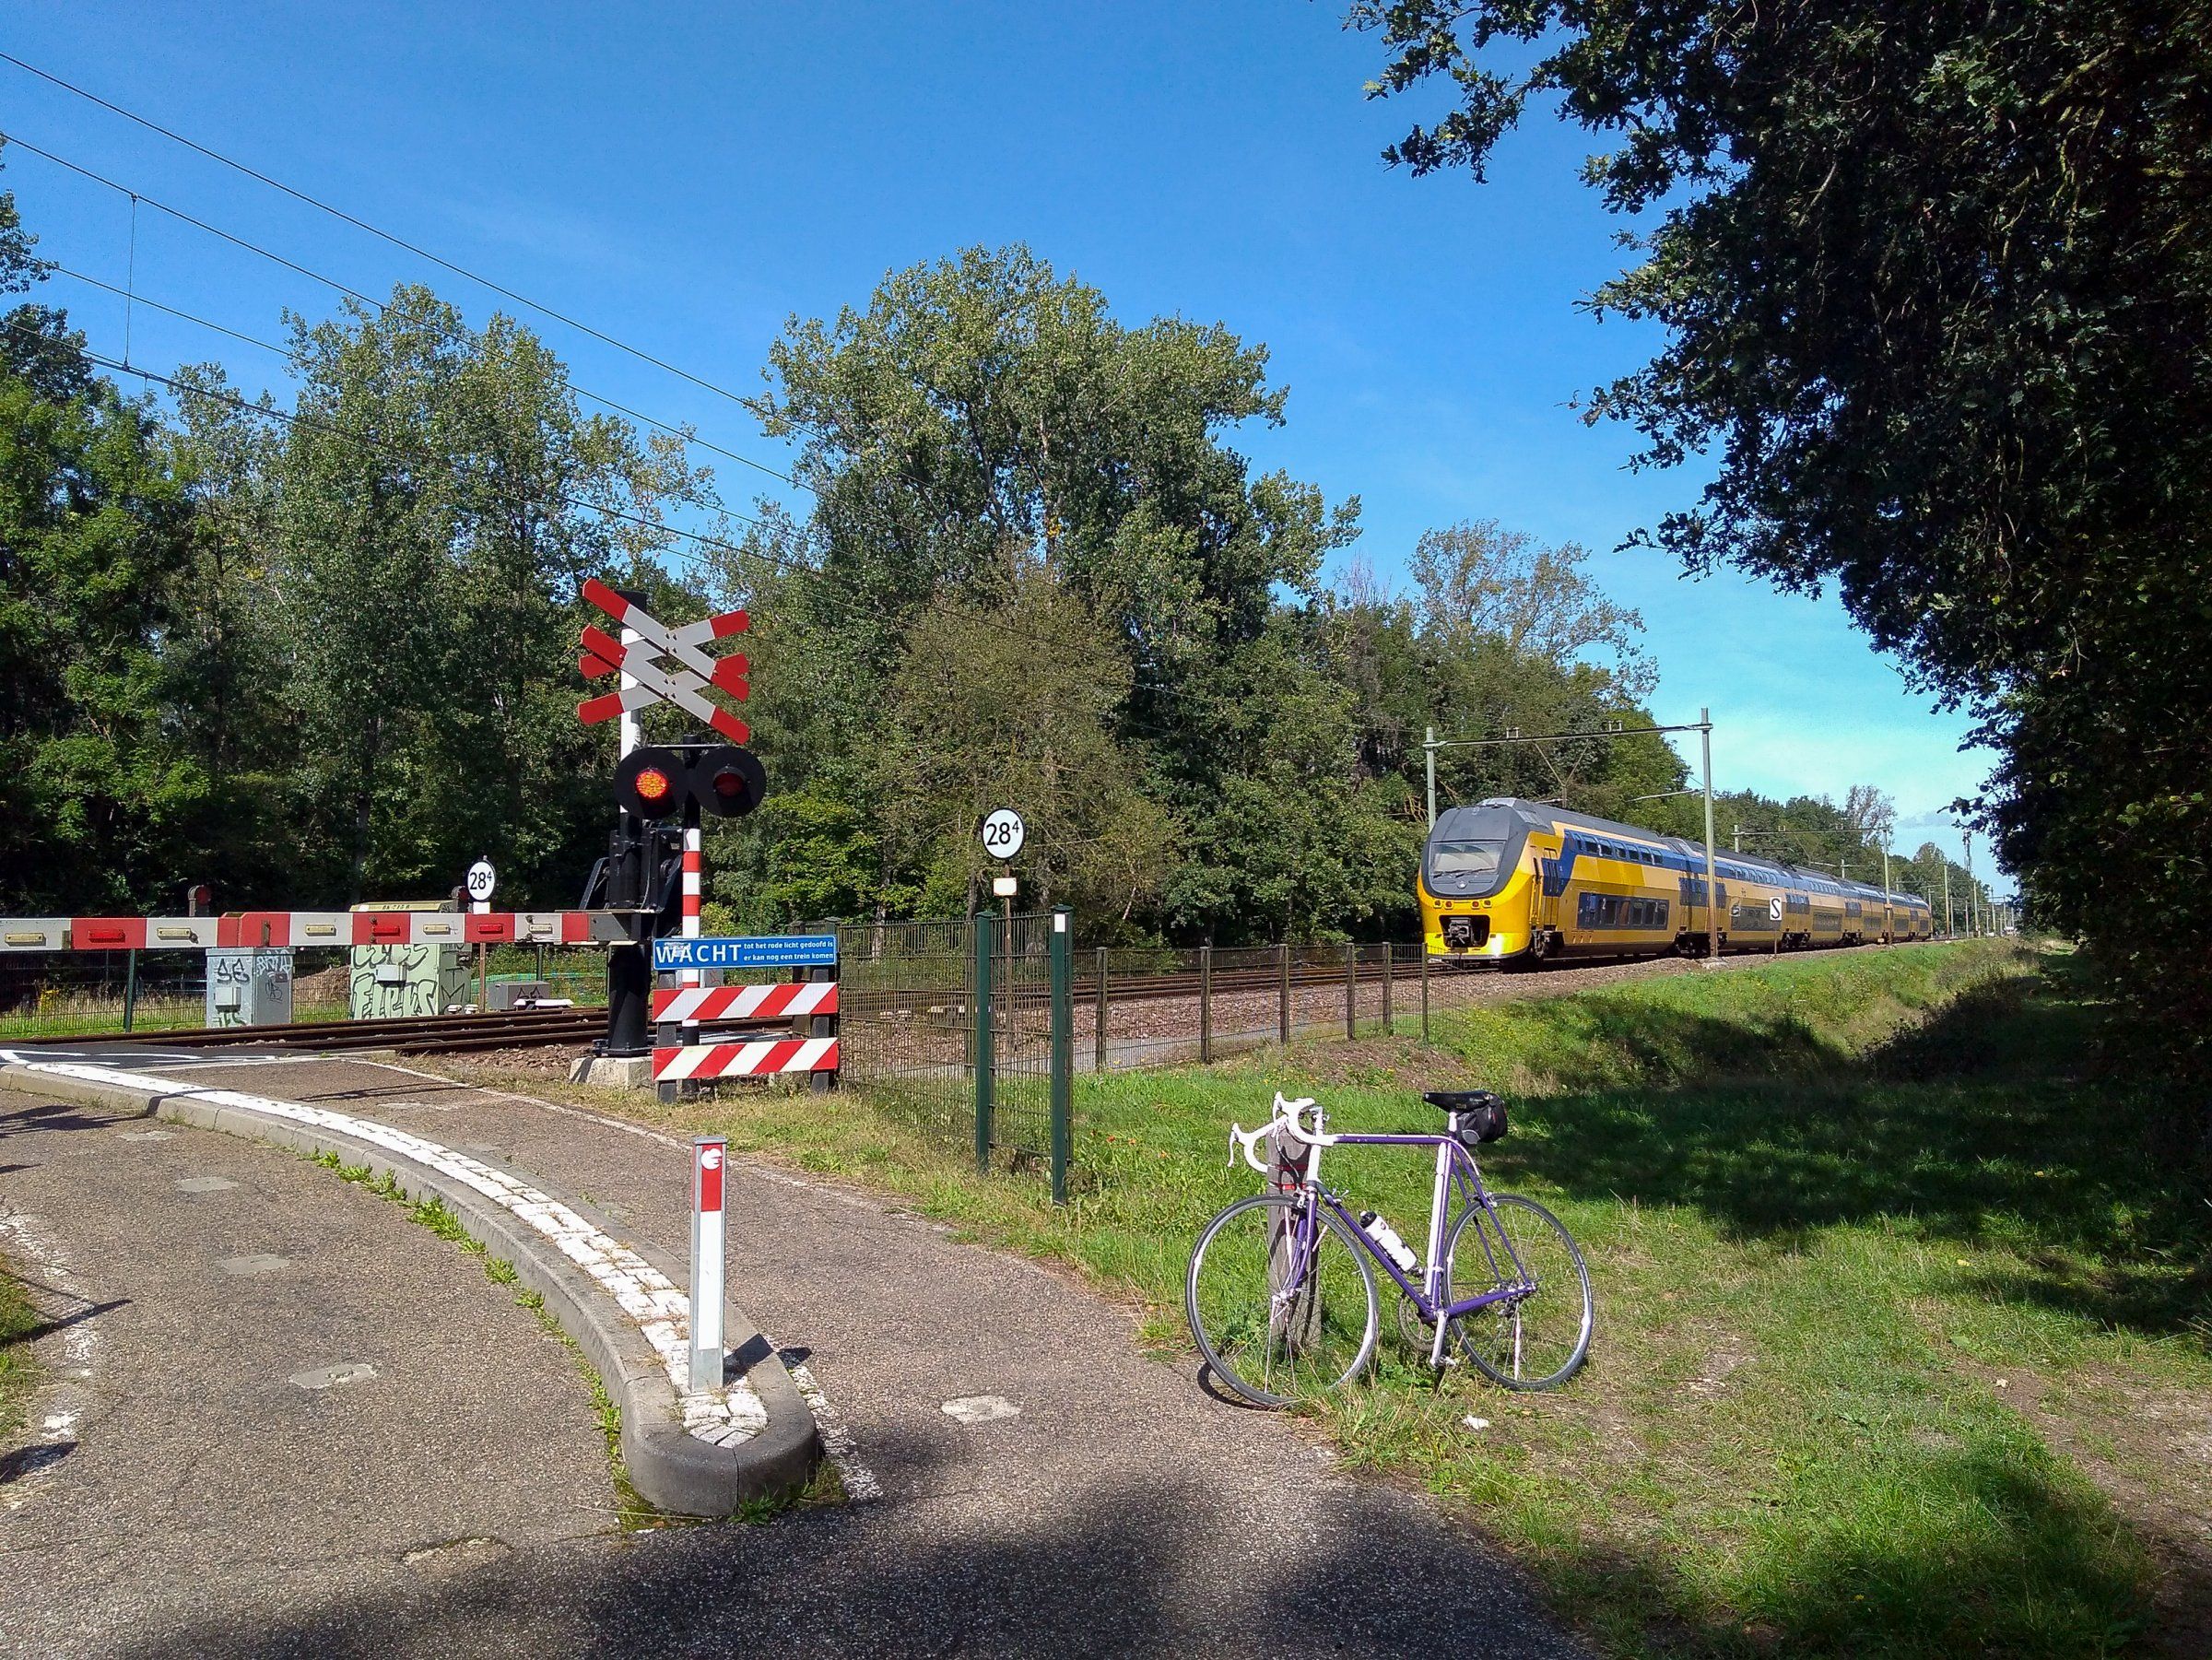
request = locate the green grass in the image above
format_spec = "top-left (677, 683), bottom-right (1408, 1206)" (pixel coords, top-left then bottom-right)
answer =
top-left (463, 941), bottom-right (2211, 1656)
top-left (0, 1264), bottom-right (40, 1437)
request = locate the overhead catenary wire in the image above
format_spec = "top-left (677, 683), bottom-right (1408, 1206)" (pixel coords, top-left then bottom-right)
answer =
top-left (0, 127), bottom-right (805, 491)
top-left (1, 310), bottom-right (1179, 688)
top-left (0, 50), bottom-right (782, 423)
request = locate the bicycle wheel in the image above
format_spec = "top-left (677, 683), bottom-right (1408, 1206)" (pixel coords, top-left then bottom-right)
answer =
top-left (1442, 1194), bottom-right (1593, 1390)
top-left (1186, 1194), bottom-right (1379, 1407)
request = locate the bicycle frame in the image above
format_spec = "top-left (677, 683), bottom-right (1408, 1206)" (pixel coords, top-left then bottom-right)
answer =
top-left (1280, 1122), bottom-right (1536, 1372)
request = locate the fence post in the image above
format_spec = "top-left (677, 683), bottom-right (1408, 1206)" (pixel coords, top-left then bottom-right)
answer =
top-left (809, 958), bottom-right (836, 1095)
top-left (122, 949), bottom-right (138, 1033)
top-left (1049, 908), bottom-right (1072, 1206)
top-left (1419, 946), bottom-right (1430, 1044)
top-left (1093, 947), bottom-right (1109, 1077)
top-left (1278, 943), bottom-right (1291, 1045)
top-left (972, 912), bottom-right (996, 1175)
top-left (1198, 944), bottom-right (1213, 1065)
top-left (1344, 943), bottom-right (1358, 1041)
top-left (1381, 945), bottom-right (1394, 1037)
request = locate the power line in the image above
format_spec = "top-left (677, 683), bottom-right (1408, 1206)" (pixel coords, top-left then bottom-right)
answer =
top-left (0, 51), bottom-right (778, 422)
top-left (0, 126), bottom-right (805, 491)
top-left (1, 314), bottom-right (1170, 686)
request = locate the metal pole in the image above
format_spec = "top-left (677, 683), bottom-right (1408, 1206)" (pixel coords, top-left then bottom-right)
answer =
top-left (688, 1135), bottom-right (725, 1392)
top-left (1198, 944), bottom-right (1213, 1065)
top-left (1733, 823), bottom-right (1742, 854)
top-left (1883, 836), bottom-right (1894, 944)
top-left (1093, 946), bottom-right (1108, 1076)
top-left (972, 913), bottom-right (995, 1175)
top-left (1419, 946), bottom-right (1430, 1043)
top-left (1700, 709), bottom-right (1720, 963)
top-left (1425, 725), bottom-right (1437, 829)
top-left (1277, 943), bottom-right (1290, 1046)
top-left (122, 948), bottom-right (138, 1033)
top-left (1344, 943), bottom-right (1358, 1040)
top-left (1381, 944), bottom-right (1394, 1036)
top-left (1048, 908), bottom-right (1072, 1206)
top-left (1944, 862), bottom-right (1952, 936)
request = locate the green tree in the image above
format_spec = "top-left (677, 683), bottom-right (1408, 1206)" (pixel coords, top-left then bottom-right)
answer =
top-left (272, 288), bottom-right (704, 902)
top-left (1351, 0), bottom-right (2212, 1059)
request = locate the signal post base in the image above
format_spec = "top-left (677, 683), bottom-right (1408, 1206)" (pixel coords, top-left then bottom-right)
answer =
top-left (569, 1054), bottom-right (656, 1090)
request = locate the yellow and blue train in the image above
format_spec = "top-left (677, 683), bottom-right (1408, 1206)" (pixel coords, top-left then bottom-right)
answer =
top-left (1420, 797), bottom-right (1934, 966)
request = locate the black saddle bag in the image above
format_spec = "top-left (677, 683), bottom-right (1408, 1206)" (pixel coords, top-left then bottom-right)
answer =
top-left (1454, 1097), bottom-right (1509, 1146)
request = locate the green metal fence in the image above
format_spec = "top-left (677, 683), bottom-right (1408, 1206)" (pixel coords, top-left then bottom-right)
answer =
top-left (825, 909), bottom-right (1074, 1199)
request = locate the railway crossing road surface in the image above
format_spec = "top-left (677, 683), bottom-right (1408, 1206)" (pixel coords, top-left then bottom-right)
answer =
top-left (0, 1054), bottom-right (1587, 1657)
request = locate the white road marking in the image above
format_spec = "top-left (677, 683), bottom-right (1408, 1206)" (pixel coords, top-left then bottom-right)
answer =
top-left (0, 1207), bottom-right (102, 1511)
top-left (352, 1057), bottom-right (887, 1499)
top-left (2, 1053), bottom-right (767, 1451)
top-left (291, 1362), bottom-right (378, 1390)
top-left (941, 1395), bottom-right (1021, 1425)
top-left (116, 1129), bottom-right (175, 1141)
top-left (175, 1176), bottom-right (239, 1193)
top-left (219, 1254), bottom-right (290, 1276)
top-left (778, 1349), bottom-right (883, 1501)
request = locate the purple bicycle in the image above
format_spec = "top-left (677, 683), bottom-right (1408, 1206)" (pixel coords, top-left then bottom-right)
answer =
top-left (1185, 1091), bottom-right (1593, 1407)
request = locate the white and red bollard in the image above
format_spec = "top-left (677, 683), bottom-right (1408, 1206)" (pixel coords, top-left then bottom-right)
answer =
top-left (688, 1135), bottom-right (726, 1391)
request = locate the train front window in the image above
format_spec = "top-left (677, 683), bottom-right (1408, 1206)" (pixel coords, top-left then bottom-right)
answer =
top-left (1430, 841), bottom-right (1504, 879)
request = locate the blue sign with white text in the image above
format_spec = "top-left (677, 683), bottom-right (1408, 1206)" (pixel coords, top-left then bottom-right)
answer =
top-left (652, 934), bottom-right (839, 972)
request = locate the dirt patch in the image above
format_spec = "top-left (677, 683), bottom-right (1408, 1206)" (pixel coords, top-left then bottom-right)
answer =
top-left (1967, 1362), bottom-right (2212, 1656)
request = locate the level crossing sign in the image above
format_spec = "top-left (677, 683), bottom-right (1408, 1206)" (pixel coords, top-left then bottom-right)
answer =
top-left (576, 578), bottom-right (751, 744)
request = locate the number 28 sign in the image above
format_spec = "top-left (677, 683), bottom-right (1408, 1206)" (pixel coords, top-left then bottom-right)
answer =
top-left (981, 807), bottom-right (1025, 861)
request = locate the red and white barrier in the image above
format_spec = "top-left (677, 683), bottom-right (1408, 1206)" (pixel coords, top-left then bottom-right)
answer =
top-left (0, 911), bottom-right (607, 951)
top-left (650, 983), bottom-right (839, 1024)
top-left (653, 1037), bottom-right (839, 1082)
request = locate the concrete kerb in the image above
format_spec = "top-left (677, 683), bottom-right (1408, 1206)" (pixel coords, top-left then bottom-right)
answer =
top-left (0, 1062), bottom-right (819, 1517)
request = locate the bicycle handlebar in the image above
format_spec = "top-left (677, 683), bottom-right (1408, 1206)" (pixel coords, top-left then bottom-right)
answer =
top-left (1226, 1094), bottom-right (1337, 1175)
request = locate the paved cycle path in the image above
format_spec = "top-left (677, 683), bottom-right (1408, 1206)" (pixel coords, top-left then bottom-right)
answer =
top-left (14, 1054), bottom-right (1583, 1655)
top-left (0, 1088), bottom-right (612, 1654)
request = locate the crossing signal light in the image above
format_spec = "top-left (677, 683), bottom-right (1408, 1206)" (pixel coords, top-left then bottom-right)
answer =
top-left (615, 748), bottom-right (686, 821)
top-left (692, 746), bottom-right (766, 818)
top-left (612, 744), bottom-right (768, 820)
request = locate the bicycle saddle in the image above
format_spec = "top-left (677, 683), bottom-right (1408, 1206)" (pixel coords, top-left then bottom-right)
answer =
top-left (1421, 1089), bottom-right (1502, 1113)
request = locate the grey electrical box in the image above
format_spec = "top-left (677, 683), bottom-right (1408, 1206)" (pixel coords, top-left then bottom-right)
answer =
top-left (205, 948), bottom-right (295, 1029)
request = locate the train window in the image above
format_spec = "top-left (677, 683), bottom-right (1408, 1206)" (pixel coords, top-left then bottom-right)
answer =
top-left (1431, 840), bottom-right (1505, 877)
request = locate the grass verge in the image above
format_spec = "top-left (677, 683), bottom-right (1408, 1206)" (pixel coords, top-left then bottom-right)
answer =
top-left (459, 940), bottom-right (2211, 1657)
top-left (0, 1263), bottom-right (40, 1437)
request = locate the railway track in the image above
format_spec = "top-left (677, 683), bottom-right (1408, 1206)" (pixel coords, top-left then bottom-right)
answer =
top-left (9, 960), bottom-right (1405, 1058)
top-left (14, 1006), bottom-right (613, 1057)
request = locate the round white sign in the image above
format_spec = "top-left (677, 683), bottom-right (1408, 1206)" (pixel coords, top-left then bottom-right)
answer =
top-left (980, 807), bottom-right (1026, 861)
top-left (1768, 895), bottom-right (1784, 921)
top-left (465, 859), bottom-right (498, 902)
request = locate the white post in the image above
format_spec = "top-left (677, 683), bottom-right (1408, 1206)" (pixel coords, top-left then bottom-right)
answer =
top-left (618, 625), bottom-right (641, 760)
top-left (688, 1135), bottom-right (726, 1391)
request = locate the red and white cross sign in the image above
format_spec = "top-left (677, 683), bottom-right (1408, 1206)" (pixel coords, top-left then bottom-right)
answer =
top-left (576, 578), bottom-right (751, 745)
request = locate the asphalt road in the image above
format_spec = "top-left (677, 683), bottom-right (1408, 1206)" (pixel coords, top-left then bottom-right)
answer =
top-left (3, 1059), bottom-right (1583, 1656)
top-left (0, 1088), bottom-right (612, 1653)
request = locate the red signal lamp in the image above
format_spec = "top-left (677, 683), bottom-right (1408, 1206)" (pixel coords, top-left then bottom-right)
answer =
top-left (615, 747), bottom-right (688, 821)
top-left (691, 745), bottom-right (766, 818)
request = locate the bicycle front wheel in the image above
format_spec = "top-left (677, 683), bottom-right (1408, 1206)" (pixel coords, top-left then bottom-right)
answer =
top-left (1186, 1194), bottom-right (1379, 1407)
top-left (1444, 1194), bottom-right (1593, 1390)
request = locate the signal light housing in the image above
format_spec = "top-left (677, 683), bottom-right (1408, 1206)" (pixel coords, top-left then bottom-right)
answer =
top-left (691, 745), bottom-right (766, 818)
top-left (615, 747), bottom-right (688, 821)
top-left (612, 743), bottom-right (768, 821)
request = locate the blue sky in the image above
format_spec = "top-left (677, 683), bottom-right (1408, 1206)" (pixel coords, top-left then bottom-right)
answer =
top-left (1, 1), bottom-right (1994, 865)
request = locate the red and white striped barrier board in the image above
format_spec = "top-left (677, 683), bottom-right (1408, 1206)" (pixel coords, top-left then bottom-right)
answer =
top-left (0, 912), bottom-right (608, 951)
top-left (650, 983), bottom-right (840, 1024)
top-left (576, 579), bottom-right (751, 745)
top-left (653, 1037), bottom-right (839, 1081)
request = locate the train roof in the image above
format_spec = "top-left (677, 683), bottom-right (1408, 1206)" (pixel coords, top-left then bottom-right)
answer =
top-left (1433, 797), bottom-right (1929, 907)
